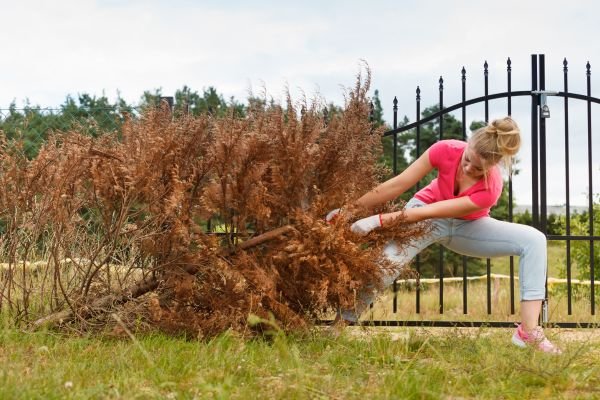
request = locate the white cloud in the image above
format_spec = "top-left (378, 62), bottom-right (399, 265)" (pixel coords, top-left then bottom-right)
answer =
top-left (0, 0), bottom-right (598, 205)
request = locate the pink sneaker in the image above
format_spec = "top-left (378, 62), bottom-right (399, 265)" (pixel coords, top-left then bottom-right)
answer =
top-left (511, 324), bottom-right (562, 354)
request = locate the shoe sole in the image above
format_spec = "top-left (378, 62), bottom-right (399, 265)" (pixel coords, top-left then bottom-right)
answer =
top-left (511, 333), bottom-right (527, 348)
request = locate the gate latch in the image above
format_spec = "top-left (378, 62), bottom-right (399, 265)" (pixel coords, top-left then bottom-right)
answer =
top-left (532, 90), bottom-right (559, 118)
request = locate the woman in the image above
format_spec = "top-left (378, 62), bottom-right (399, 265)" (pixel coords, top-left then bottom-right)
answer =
top-left (328, 116), bottom-right (561, 354)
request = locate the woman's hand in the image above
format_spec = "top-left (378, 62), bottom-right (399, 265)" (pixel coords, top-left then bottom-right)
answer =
top-left (350, 214), bottom-right (382, 236)
top-left (325, 208), bottom-right (341, 223)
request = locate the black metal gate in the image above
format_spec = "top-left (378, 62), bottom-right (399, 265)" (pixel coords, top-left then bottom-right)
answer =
top-left (373, 54), bottom-right (598, 328)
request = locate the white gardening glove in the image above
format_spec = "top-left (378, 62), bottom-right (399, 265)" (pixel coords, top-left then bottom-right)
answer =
top-left (350, 214), bottom-right (382, 236)
top-left (325, 208), bottom-right (341, 223)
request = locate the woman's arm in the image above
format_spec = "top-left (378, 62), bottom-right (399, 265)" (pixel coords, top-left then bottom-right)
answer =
top-left (354, 150), bottom-right (434, 210)
top-left (381, 196), bottom-right (482, 224)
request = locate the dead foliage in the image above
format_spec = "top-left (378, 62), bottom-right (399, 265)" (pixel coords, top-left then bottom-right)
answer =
top-left (0, 69), bottom-right (427, 337)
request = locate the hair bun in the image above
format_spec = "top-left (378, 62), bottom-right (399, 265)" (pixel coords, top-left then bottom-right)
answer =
top-left (486, 124), bottom-right (499, 137)
top-left (469, 116), bottom-right (521, 173)
top-left (491, 117), bottom-right (520, 157)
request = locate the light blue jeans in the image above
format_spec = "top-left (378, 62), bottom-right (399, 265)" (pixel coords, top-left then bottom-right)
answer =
top-left (341, 197), bottom-right (548, 322)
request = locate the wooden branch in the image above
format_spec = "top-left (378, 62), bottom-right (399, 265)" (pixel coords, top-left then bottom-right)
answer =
top-left (31, 225), bottom-right (296, 330)
top-left (88, 148), bottom-right (124, 162)
top-left (31, 277), bottom-right (160, 330)
top-left (227, 225), bottom-right (295, 254)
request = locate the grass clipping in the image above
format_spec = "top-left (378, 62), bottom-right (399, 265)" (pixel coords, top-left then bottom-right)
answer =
top-left (1, 69), bottom-right (427, 337)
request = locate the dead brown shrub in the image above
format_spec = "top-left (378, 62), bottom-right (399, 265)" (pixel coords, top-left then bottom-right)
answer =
top-left (0, 69), bottom-right (426, 337)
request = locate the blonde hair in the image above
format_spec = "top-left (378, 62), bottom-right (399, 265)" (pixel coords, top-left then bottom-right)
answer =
top-left (468, 116), bottom-right (521, 174)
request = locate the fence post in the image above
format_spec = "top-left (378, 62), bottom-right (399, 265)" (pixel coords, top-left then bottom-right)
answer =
top-left (393, 97), bottom-right (398, 175)
top-left (530, 55), bottom-right (540, 230)
top-left (586, 61), bottom-right (595, 316)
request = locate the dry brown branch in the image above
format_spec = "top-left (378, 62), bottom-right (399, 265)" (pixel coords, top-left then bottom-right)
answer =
top-left (5, 67), bottom-right (427, 337)
top-left (31, 224), bottom-right (297, 330)
top-left (31, 276), bottom-right (160, 330)
top-left (228, 225), bottom-right (296, 253)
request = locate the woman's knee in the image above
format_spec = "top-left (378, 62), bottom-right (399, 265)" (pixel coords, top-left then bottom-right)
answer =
top-left (515, 226), bottom-right (548, 281)
top-left (523, 226), bottom-right (547, 253)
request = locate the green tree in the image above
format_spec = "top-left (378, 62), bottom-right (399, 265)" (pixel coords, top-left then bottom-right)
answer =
top-left (0, 102), bottom-right (52, 157)
top-left (139, 88), bottom-right (164, 111)
top-left (175, 86), bottom-right (245, 117)
top-left (546, 213), bottom-right (564, 236)
top-left (513, 209), bottom-right (532, 226)
top-left (140, 86), bottom-right (246, 118)
top-left (0, 94), bottom-right (131, 158)
top-left (370, 89), bottom-right (386, 129)
top-left (60, 93), bottom-right (132, 137)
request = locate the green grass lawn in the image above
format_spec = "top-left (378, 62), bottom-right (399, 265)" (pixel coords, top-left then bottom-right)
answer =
top-left (1, 326), bottom-right (599, 399)
top-left (1, 241), bottom-right (598, 399)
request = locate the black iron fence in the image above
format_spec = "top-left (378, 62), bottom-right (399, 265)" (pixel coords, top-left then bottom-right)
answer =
top-left (378, 54), bottom-right (598, 328)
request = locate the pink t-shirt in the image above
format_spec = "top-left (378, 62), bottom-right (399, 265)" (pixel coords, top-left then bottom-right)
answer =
top-left (414, 139), bottom-right (503, 220)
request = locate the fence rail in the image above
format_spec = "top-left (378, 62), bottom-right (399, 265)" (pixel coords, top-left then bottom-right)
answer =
top-left (399, 274), bottom-right (600, 286)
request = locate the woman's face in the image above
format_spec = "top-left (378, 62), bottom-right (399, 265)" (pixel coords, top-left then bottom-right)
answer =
top-left (461, 146), bottom-right (487, 179)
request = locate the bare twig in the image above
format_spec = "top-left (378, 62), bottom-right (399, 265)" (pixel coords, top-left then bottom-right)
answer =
top-left (31, 225), bottom-right (295, 330)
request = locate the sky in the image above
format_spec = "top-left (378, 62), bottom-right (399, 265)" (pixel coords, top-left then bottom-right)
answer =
top-left (1, 0), bottom-right (599, 207)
